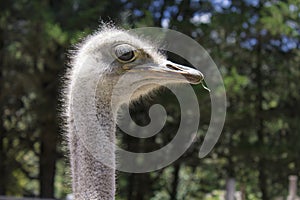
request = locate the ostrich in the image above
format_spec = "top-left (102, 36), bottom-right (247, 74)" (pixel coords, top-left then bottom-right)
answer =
top-left (64, 26), bottom-right (204, 200)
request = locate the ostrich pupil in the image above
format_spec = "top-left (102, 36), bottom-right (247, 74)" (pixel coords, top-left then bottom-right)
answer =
top-left (119, 51), bottom-right (134, 61)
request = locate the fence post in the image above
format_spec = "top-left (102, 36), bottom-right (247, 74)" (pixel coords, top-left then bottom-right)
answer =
top-left (226, 178), bottom-right (236, 200)
top-left (287, 175), bottom-right (298, 200)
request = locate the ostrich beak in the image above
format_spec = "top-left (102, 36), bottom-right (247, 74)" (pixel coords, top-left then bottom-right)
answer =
top-left (162, 60), bottom-right (204, 84)
top-left (132, 60), bottom-right (204, 84)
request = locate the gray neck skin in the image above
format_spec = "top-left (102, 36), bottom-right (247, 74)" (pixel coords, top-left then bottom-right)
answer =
top-left (68, 79), bottom-right (116, 200)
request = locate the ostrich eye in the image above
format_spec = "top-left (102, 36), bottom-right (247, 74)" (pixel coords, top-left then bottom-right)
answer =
top-left (114, 44), bottom-right (137, 63)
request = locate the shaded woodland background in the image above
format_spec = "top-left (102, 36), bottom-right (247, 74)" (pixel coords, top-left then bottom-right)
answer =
top-left (0, 0), bottom-right (300, 199)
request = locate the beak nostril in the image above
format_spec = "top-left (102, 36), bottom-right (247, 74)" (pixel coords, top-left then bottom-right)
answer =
top-left (166, 64), bottom-right (182, 71)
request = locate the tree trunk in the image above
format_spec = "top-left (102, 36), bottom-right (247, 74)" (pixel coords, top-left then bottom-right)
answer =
top-left (39, 126), bottom-right (57, 198)
top-left (0, 26), bottom-right (7, 195)
top-left (0, 119), bottom-right (6, 195)
top-left (170, 164), bottom-right (180, 200)
top-left (135, 174), bottom-right (146, 200)
top-left (127, 174), bottom-right (135, 200)
top-left (255, 35), bottom-right (269, 200)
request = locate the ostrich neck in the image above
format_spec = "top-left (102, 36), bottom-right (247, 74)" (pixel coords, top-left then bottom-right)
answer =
top-left (69, 78), bottom-right (116, 200)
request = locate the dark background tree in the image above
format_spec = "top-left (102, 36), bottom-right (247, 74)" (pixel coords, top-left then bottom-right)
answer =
top-left (0, 0), bottom-right (299, 199)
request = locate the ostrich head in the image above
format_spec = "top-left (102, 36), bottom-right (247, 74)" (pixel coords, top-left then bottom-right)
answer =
top-left (71, 27), bottom-right (204, 106)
